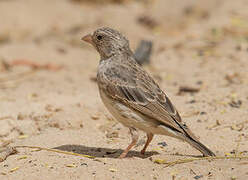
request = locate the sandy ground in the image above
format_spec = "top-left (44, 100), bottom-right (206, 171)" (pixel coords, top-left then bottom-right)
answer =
top-left (0, 0), bottom-right (248, 179)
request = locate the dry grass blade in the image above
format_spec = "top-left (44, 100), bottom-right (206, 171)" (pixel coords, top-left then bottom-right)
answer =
top-left (0, 80), bottom-right (24, 89)
top-left (0, 70), bottom-right (36, 82)
top-left (14, 145), bottom-right (95, 159)
top-left (164, 155), bottom-right (248, 167)
top-left (0, 70), bottom-right (36, 88)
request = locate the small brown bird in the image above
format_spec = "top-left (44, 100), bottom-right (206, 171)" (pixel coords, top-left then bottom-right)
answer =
top-left (82, 27), bottom-right (215, 158)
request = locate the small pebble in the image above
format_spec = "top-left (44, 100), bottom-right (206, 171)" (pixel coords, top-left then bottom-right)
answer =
top-left (81, 163), bottom-right (88, 167)
top-left (200, 111), bottom-right (206, 115)
top-left (157, 142), bottom-right (168, 147)
top-left (109, 168), bottom-right (117, 172)
top-left (194, 175), bottom-right (203, 179)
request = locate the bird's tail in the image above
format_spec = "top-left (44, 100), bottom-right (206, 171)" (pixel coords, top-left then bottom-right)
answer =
top-left (183, 136), bottom-right (216, 157)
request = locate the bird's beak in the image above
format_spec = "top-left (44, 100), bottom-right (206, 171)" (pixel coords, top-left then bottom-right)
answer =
top-left (81, 34), bottom-right (94, 45)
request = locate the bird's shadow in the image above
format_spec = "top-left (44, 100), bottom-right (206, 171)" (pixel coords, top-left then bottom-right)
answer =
top-left (54, 144), bottom-right (158, 159)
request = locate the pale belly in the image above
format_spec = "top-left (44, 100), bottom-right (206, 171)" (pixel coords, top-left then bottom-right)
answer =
top-left (98, 89), bottom-right (179, 138)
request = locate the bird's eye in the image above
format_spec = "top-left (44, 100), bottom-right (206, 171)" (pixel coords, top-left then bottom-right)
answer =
top-left (97, 35), bottom-right (103, 40)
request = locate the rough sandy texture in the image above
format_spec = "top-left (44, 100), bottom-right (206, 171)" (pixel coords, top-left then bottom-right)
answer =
top-left (0, 0), bottom-right (248, 179)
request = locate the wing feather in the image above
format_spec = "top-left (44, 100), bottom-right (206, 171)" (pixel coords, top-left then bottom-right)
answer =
top-left (100, 59), bottom-right (188, 134)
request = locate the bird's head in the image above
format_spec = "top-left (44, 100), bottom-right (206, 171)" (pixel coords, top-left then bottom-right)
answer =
top-left (81, 27), bottom-right (130, 59)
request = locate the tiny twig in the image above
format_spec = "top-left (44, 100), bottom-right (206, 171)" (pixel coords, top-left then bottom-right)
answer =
top-left (235, 135), bottom-right (242, 157)
top-left (10, 60), bottom-right (63, 71)
top-left (178, 86), bottom-right (200, 95)
top-left (0, 147), bottom-right (17, 162)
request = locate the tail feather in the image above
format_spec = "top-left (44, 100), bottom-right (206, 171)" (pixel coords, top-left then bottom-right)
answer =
top-left (184, 137), bottom-right (216, 157)
top-left (159, 117), bottom-right (215, 156)
top-left (168, 116), bottom-right (215, 156)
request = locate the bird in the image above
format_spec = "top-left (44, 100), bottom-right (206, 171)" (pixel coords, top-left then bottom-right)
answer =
top-left (81, 27), bottom-right (215, 158)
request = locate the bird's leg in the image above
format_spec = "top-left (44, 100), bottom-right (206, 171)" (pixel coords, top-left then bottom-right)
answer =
top-left (119, 127), bottom-right (138, 158)
top-left (141, 133), bottom-right (154, 155)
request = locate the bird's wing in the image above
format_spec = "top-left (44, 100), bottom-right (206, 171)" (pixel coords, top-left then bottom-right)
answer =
top-left (101, 58), bottom-right (197, 137)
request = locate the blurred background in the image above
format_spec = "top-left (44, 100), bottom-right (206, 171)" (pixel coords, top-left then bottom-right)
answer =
top-left (0, 0), bottom-right (248, 179)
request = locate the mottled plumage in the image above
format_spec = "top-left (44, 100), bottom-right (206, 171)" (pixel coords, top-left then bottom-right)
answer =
top-left (82, 27), bottom-right (215, 158)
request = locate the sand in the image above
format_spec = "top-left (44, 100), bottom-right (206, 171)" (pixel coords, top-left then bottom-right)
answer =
top-left (0, 0), bottom-right (248, 179)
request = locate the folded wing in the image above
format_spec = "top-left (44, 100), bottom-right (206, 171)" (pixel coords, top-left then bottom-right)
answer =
top-left (102, 59), bottom-right (197, 139)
